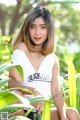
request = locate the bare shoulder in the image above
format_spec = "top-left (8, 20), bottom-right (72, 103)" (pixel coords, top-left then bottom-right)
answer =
top-left (53, 54), bottom-right (59, 63)
top-left (52, 54), bottom-right (60, 75)
top-left (17, 42), bottom-right (28, 53)
top-left (53, 54), bottom-right (60, 68)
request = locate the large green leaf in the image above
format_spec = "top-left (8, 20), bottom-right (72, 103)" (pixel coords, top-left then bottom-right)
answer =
top-left (68, 61), bottom-right (76, 108)
top-left (0, 63), bottom-right (24, 79)
top-left (0, 90), bottom-right (34, 108)
top-left (15, 65), bottom-right (24, 80)
top-left (0, 87), bottom-right (34, 108)
top-left (0, 91), bottom-right (18, 108)
top-left (11, 92), bottom-right (31, 107)
top-left (0, 78), bottom-right (10, 88)
top-left (0, 104), bottom-right (33, 114)
top-left (41, 100), bottom-right (50, 120)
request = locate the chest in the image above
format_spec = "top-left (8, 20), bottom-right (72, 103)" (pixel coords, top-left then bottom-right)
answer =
top-left (26, 52), bottom-right (45, 72)
top-left (29, 56), bottom-right (45, 71)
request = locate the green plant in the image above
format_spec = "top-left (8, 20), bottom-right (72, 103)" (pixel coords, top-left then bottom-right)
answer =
top-left (0, 35), bottom-right (12, 64)
top-left (0, 63), bottom-right (32, 119)
top-left (68, 61), bottom-right (76, 108)
top-left (61, 61), bottom-right (80, 113)
top-left (76, 73), bottom-right (80, 113)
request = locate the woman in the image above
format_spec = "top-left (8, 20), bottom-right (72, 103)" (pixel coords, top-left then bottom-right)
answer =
top-left (8, 6), bottom-right (79, 120)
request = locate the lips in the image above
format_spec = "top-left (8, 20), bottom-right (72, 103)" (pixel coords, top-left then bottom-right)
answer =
top-left (34, 37), bottom-right (42, 40)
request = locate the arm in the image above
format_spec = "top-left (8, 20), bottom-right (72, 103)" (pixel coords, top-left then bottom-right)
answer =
top-left (8, 67), bottom-right (41, 95)
top-left (51, 56), bottom-right (67, 120)
top-left (8, 66), bottom-right (44, 114)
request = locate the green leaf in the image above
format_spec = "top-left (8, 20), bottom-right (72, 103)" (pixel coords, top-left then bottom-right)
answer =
top-left (11, 91), bottom-right (31, 107)
top-left (15, 65), bottom-right (24, 79)
top-left (14, 87), bottom-right (33, 95)
top-left (0, 91), bottom-right (18, 108)
top-left (0, 63), bottom-right (24, 79)
top-left (0, 104), bottom-right (32, 113)
top-left (41, 100), bottom-right (50, 120)
top-left (9, 115), bottom-right (31, 120)
top-left (29, 96), bottom-right (47, 104)
top-left (68, 61), bottom-right (76, 108)
top-left (0, 90), bottom-right (34, 109)
top-left (24, 108), bottom-right (34, 117)
top-left (0, 78), bottom-right (10, 88)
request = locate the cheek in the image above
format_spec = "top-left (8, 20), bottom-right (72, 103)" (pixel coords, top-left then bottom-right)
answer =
top-left (43, 31), bottom-right (48, 38)
top-left (29, 30), bottom-right (34, 37)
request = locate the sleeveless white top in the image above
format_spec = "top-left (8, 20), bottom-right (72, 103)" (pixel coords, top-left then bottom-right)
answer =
top-left (11, 49), bottom-right (56, 99)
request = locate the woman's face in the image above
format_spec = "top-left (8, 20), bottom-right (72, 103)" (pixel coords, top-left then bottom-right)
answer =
top-left (29, 17), bottom-right (48, 47)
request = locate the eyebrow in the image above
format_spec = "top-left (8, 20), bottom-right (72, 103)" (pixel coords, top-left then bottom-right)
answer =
top-left (30, 23), bottom-right (46, 26)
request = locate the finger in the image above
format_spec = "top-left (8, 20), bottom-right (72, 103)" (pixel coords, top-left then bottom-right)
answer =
top-left (36, 106), bottom-right (43, 115)
top-left (36, 105), bottom-right (40, 111)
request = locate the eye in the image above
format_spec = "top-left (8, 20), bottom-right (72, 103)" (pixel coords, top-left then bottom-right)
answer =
top-left (30, 25), bottom-right (35, 29)
top-left (41, 26), bottom-right (46, 29)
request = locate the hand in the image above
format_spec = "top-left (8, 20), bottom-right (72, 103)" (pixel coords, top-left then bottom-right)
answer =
top-left (33, 101), bottom-right (44, 115)
top-left (61, 116), bottom-right (69, 120)
top-left (61, 118), bottom-right (68, 120)
top-left (33, 88), bottom-right (42, 96)
top-left (33, 89), bottom-right (44, 115)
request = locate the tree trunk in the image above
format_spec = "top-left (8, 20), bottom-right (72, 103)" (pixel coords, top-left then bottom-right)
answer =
top-left (9, 0), bottom-right (22, 35)
top-left (0, 8), bottom-right (6, 35)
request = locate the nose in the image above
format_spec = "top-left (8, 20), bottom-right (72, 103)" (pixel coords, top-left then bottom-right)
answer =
top-left (35, 28), bottom-right (40, 35)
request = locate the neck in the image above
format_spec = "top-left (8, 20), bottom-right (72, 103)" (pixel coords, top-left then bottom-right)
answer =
top-left (30, 51), bottom-right (43, 59)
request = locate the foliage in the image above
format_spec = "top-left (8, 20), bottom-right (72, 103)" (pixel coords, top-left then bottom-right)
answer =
top-left (68, 61), bottom-right (76, 108)
top-left (56, 47), bottom-right (80, 76)
top-left (41, 101), bottom-right (50, 120)
top-left (73, 52), bottom-right (80, 73)
top-left (76, 74), bottom-right (80, 113)
top-left (0, 0), bottom-right (51, 36)
top-left (0, 63), bottom-right (30, 119)
top-left (0, 35), bottom-right (12, 64)
top-left (61, 61), bottom-right (80, 113)
top-left (46, 3), bottom-right (80, 46)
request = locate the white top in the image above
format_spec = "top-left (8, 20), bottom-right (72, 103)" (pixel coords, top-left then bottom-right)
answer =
top-left (11, 49), bottom-right (56, 99)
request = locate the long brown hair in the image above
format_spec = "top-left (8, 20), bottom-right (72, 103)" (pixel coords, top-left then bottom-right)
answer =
top-left (12, 6), bottom-right (56, 55)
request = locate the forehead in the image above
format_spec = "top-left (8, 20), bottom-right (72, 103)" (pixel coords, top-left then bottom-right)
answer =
top-left (31, 17), bottom-right (46, 25)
